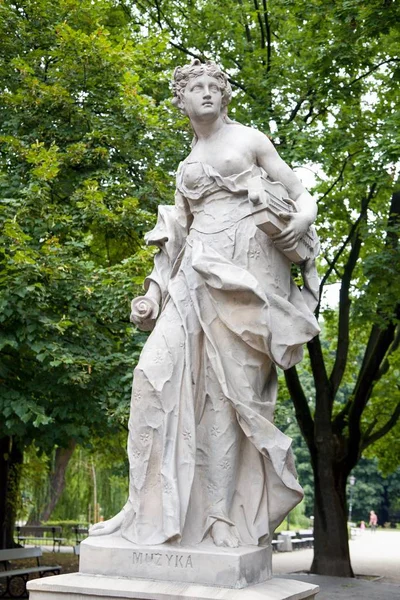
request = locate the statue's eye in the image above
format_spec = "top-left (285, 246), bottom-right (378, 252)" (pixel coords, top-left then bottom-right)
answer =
top-left (191, 84), bottom-right (202, 92)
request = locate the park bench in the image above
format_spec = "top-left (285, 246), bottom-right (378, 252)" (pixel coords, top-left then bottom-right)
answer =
top-left (15, 525), bottom-right (65, 552)
top-left (292, 529), bottom-right (314, 550)
top-left (73, 525), bottom-right (88, 546)
top-left (271, 533), bottom-right (284, 552)
top-left (73, 525), bottom-right (89, 555)
top-left (276, 529), bottom-right (314, 551)
top-left (0, 547), bottom-right (61, 598)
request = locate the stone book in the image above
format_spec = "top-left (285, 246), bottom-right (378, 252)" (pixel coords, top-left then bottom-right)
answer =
top-left (248, 175), bottom-right (319, 264)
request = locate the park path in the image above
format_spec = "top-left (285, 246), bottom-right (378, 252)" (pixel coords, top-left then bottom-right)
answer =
top-left (273, 529), bottom-right (400, 599)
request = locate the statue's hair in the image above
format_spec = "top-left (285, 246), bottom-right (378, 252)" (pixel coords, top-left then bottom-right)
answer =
top-left (172, 59), bottom-right (232, 112)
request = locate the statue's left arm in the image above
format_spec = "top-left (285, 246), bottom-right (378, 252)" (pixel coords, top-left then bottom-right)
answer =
top-left (253, 131), bottom-right (317, 253)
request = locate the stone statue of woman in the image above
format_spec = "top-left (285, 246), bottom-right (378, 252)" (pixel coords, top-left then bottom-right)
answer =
top-left (90, 59), bottom-right (320, 550)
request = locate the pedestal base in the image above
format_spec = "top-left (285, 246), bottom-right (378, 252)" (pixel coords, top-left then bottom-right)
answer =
top-left (79, 534), bottom-right (271, 589)
top-left (27, 573), bottom-right (319, 600)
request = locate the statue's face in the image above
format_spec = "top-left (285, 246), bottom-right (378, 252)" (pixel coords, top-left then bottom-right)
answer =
top-left (180, 74), bottom-right (222, 121)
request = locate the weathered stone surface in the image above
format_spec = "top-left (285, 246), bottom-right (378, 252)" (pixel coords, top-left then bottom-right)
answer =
top-left (27, 573), bottom-right (319, 600)
top-left (79, 534), bottom-right (271, 589)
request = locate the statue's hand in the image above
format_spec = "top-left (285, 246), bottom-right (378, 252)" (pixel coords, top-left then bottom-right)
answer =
top-left (248, 190), bottom-right (261, 205)
top-left (130, 296), bottom-right (160, 332)
top-left (272, 211), bottom-right (312, 252)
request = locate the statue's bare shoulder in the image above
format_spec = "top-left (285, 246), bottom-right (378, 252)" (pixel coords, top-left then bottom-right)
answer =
top-left (225, 122), bottom-right (275, 161)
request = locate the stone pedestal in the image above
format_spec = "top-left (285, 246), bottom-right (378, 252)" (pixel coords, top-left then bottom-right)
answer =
top-left (27, 573), bottom-right (319, 600)
top-left (78, 534), bottom-right (271, 589)
top-left (27, 533), bottom-right (319, 599)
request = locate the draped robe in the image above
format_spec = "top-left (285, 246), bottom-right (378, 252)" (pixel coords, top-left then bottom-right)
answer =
top-left (120, 161), bottom-right (320, 546)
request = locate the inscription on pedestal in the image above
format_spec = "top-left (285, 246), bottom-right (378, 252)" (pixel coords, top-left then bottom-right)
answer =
top-left (132, 551), bottom-right (193, 569)
top-left (79, 536), bottom-right (273, 588)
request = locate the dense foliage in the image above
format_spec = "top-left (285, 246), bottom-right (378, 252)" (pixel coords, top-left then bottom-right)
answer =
top-left (0, 0), bottom-right (179, 546)
top-left (0, 0), bottom-right (177, 452)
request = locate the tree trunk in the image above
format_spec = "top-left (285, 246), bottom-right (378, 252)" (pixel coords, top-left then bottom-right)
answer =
top-left (0, 436), bottom-right (23, 549)
top-left (310, 452), bottom-right (353, 577)
top-left (27, 440), bottom-right (76, 525)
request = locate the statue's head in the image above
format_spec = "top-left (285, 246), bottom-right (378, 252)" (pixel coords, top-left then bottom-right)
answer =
top-left (172, 59), bottom-right (232, 116)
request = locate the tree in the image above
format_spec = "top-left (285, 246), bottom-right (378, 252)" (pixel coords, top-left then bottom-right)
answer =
top-left (276, 388), bottom-right (400, 529)
top-left (123, 0), bottom-right (400, 577)
top-left (50, 434), bottom-right (129, 523)
top-left (20, 435), bottom-right (129, 526)
top-left (0, 0), bottom-right (180, 547)
top-left (26, 440), bottom-right (77, 525)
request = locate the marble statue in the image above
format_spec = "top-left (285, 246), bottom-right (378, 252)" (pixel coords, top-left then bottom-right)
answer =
top-left (90, 59), bottom-right (320, 550)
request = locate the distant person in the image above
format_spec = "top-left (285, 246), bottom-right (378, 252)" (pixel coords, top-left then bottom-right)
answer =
top-left (360, 520), bottom-right (366, 533)
top-left (369, 510), bottom-right (378, 532)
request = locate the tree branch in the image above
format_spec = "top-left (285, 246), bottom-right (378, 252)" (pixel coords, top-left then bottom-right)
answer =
top-left (361, 399), bottom-right (400, 451)
top-left (333, 187), bottom-right (400, 435)
top-left (303, 97), bottom-right (315, 124)
top-left (349, 58), bottom-right (400, 86)
top-left (307, 335), bottom-right (332, 414)
top-left (287, 98), bottom-right (306, 124)
top-left (322, 254), bottom-right (342, 276)
top-left (377, 325), bottom-right (400, 379)
top-left (284, 365), bottom-right (315, 450)
top-left (347, 310), bottom-right (399, 451)
top-left (345, 188), bottom-right (400, 460)
top-left (238, 0), bottom-right (252, 44)
top-left (317, 213), bottom-right (362, 318)
top-left (262, 0), bottom-right (272, 72)
top-left (285, 91), bottom-right (315, 125)
top-left (154, 0), bottom-right (163, 29)
top-left (316, 152), bottom-right (361, 206)
top-left (253, 0), bottom-right (266, 65)
top-left (329, 185), bottom-right (377, 396)
top-left (362, 416), bottom-right (378, 441)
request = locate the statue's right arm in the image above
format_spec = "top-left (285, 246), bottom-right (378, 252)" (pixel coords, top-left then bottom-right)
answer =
top-left (130, 190), bottom-right (192, 331)
top-left (174, 188), bottom-right (194, 232)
